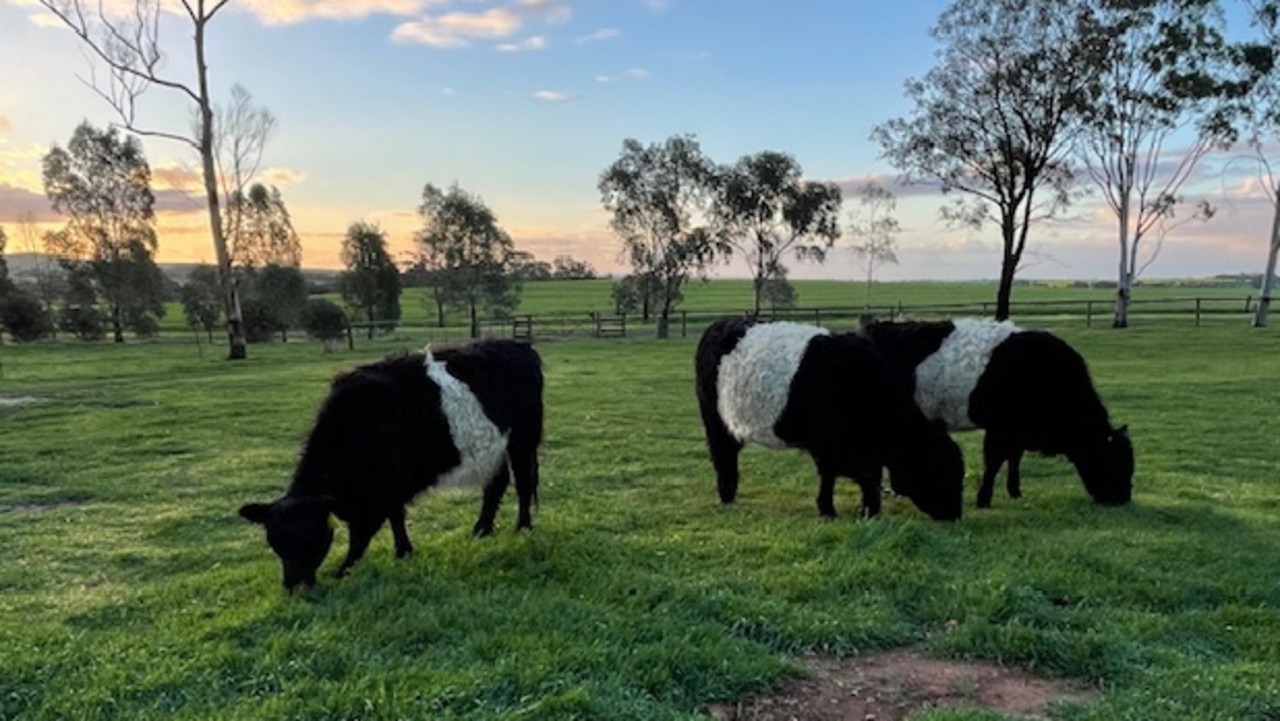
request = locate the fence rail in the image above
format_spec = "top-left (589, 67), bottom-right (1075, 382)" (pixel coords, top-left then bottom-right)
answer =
top-left (340, 294), bottom-right (1262, 347)
top-left (1, 294), bottom-right (1263, 352)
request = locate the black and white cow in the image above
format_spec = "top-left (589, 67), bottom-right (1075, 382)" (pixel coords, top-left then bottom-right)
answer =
top-left (860, 318), bottom-right (1133, 508)
top-left (240, 339), bottom-right (543, 590)
top-left (695, 318), bottom-right (964, 521)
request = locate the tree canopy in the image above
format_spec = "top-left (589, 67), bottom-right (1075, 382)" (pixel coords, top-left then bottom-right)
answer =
top-left (599, 134), bottom-right (725, 338)
top-left (873, 0), bottom-right (1091, 320)
top-left (416, 184), bottom-right (521, 338)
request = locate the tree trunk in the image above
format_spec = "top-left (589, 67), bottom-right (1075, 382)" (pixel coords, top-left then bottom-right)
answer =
top-left (656, 309), bottom-right (671, 339)
top-left (469, 301), bottom-right (479, 339)
top-left (864, 262), bottom-right (874, 313)
top-left (435, 294), bottom-right (446, 328)
top-left (111, 303), bottom-right (124, 344)
top-left (1113, 197), bottom-right (1132, 329)
top-left (195, 17), bottom-right (246, 360)
top-left (1253, 189), bottom-right (1280, 328)
top-left (752, 275), bottom-right (763, 317)
top-left (994, 256), bottom-right (1015, 321)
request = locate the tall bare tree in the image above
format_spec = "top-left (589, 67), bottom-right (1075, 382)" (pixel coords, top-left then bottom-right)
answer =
top-left (37, 0), bottom-right (247, 358)
top-left (844, 181), bottom-right (901, 312)
top-left (873, 0), bottom-right (1092, 320)
top-left (212, 84), bottom-right (276, 269)
top-left (1074, 0), bottom-right (1239, 328)
top-left (15, 212), bottom-right (63, 313)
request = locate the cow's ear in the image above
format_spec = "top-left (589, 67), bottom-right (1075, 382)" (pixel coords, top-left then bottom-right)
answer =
top-left (1115, 425), bottom-right (1129, 438)
top-left (239, 502), bottom-right (273, 525)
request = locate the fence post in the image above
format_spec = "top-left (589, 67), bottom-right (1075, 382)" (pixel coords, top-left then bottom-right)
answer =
top-left (681, 310), bottom-right (687, 339)
top-left (1246, 295), bottom-right (1253, 312)
top-left (1086, 301), bottom-right (1093, 328)
top-left (1195, 298), bottom-right (1202, 327)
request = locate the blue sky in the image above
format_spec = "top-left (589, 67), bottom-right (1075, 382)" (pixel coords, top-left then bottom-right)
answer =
top-left (0, 0), bottom-right (1274, 281)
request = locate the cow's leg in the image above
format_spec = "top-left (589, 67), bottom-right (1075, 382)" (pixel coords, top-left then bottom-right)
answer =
top-left (977, 431), bottom-right (1010, 509)
top-left (389, 506), bottom-right (413, 559)
top-left (1005, 447), bottom-right (1026, 500)
top-left (510, 444), bottom-right (539, 532)
top-left (854, 467), bottom-right (883, 519)
top-left (814, 457), bottom-right (840, 519)
top-left (696, 384), bottom-right (743, 504)
top-left (705, 422), bottom-right (743, 505)
top-left (336, 514), bottom-right (385, 577)
top-left (473, 464), bottom-right (512, 538)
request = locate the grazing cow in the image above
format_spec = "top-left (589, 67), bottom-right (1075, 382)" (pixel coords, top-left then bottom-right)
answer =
top-left (860, 318), bottom-right (1133, 508)
top-left (695, 318), bottom-right (964, 521)
top-left (239, 339), bottom-right (543, 590)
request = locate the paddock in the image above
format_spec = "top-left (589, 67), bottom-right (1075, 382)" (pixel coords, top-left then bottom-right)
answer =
top-left (1, 320), bottom-right (1277, 719)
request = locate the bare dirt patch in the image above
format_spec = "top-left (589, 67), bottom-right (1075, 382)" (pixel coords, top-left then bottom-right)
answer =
top-left (706, 650), bottom-right (1099, 721)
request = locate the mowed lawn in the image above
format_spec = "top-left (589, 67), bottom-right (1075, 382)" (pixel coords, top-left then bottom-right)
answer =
top-left (1, 319), bottom-right (1279, 720)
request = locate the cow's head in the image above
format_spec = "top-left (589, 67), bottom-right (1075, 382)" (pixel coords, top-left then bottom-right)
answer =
top-left (239, 496), bottom-right (335, 591)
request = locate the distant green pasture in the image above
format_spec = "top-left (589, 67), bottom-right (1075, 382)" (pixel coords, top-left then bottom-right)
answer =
top-left (1, 321), bottom-right (1278, 719)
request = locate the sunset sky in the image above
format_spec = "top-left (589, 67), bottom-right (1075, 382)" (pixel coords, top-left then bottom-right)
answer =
top-left (0, 0), bottom-right (1274, 281)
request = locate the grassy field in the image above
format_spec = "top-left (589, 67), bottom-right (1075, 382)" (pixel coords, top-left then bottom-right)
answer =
top-left (155, 277), bottom-right (1261, 343)
top-left (2, 318), bottom-right (1279, 719)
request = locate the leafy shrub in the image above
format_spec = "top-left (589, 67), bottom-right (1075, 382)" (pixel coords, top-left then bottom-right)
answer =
top-left (240, 298), bottom-right (283, 343)
top-left (57, 305), bottom-right (106, 342)
top-left (298, 299), bottom-right (348, 342)
top-left (0, 292), bottom-right (53, 342)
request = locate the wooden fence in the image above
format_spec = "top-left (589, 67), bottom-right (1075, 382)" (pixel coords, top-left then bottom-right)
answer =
top-left (340, 294), bottom-right (1263, 347)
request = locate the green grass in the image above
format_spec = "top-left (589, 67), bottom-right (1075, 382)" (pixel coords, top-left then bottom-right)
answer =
top-left (2, 319), bottom-right (1280, 719)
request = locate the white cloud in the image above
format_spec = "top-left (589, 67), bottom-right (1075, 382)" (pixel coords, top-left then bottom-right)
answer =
top-left (392, 8), bottom-right (521, 47)
top-left (235, 0), bottom-right (448, 25)
top-left (596, 67), bottom-right (649, 84)
top-left (532, 90), bottom-right (570, 102)
top-left (497, 35), bottom-right (547, 52)
top-left (260, 167), bottom-right (307, 186)
top-left (575, 28), bottom-right (619, 44)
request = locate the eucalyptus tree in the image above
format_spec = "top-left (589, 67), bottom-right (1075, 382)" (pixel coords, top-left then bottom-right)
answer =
top-left (230, 183), bottom-right (302, 269)
top-left (1074, 0), bottom-right (1243, 327)
top-left (1236, 0), bottom-right (1280, 327)
top-left (37, 0), bottom-right (247, 358)
top-left (711, 151), bottom-right (842, 315)
top-left (599, 135), bottom-right (726, 338)
top-left (42, 122), bottom-right (164, 342)
top-left (872, 0), bottom-right (1093, 320)
top-left (416, 185), bottom-right (518, 338)
top-left (340, 221), bottom-right (403, 338)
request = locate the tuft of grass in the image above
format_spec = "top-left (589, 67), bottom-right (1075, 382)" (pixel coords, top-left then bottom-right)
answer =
top-left (1, 320), bottom-right (1279, 719)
